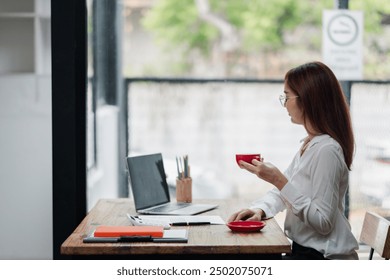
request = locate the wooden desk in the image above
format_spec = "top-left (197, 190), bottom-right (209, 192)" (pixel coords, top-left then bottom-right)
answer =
top-left (61, 198), bottom-right (291, 259)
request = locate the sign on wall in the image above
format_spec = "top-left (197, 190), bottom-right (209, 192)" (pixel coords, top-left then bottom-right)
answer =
top-left (322, 10), bottom-right (363, 80)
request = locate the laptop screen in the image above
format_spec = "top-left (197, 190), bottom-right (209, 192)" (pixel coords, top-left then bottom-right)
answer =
top-left (127, 153), bottom-right (171, 210)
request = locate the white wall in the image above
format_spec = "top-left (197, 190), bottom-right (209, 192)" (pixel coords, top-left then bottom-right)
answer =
top-left (0, 75), bottom-right (52, 259)
top-left (87, 105), bottom-right (120, 211)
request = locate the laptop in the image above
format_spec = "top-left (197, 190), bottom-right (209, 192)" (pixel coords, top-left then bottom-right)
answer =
top-left (126, 153), bottom-right (218, 215)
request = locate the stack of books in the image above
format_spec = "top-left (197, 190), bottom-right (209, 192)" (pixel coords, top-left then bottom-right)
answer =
top-left (83, 225), bottom-right (188, 243)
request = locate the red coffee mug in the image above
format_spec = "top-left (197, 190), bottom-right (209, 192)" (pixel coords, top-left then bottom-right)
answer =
top-left (235, 154), bottom-right (261, 166)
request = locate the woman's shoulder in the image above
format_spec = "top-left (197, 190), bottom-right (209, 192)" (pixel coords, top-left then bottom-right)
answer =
top-left (309, 135), bottom-right (348, 172)
top-left (313, 135), bottom-right (344, 159)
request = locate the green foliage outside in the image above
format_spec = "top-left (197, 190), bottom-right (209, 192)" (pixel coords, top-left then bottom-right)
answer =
top-left (141, 0), bottom-right (390, 78)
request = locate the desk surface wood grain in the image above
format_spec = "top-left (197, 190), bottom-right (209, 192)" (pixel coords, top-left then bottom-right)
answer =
top-left (61, 198), bottom-right (291, 256)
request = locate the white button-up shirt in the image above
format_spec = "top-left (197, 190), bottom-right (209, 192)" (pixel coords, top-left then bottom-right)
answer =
top-left (251, 134), bottom-right (359, 259)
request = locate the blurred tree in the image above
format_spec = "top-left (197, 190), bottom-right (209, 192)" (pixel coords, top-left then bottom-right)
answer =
top-left (142, 0), bottom-right (390, 78)
top-left (143, 0), bottom-right (306, 54)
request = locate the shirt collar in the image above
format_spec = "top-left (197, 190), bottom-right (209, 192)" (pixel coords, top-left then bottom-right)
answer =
top-left (300, 134), bottom-right (328, 148)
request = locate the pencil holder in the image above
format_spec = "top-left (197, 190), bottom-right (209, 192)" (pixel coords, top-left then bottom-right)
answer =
top-left (176, 177), bottom-right (192, 203)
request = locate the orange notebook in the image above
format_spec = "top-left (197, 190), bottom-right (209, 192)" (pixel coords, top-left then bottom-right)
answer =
top-left (94, 226), bottom-right (164, 238)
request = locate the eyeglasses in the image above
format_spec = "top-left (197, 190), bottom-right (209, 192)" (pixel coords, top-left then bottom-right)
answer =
top-left (279, 94), bottom-right (299, 107)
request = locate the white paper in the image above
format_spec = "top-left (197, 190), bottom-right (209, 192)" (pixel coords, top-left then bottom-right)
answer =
top-left (162, 229), bottom-right (188, 239)
top-left (138, 215), bottom-right (225, 225)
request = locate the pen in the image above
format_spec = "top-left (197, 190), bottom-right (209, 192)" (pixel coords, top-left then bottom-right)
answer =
top-left (118, 236), bottom-right (153, 242)
top-left (176, 157), bottom-right (181, 178)
top-left (184, 155), bottom-right (188, 178)
top-left (171, 222), bottom-right (210, 226)
top-left (83, 235), bottom-right (154, 243)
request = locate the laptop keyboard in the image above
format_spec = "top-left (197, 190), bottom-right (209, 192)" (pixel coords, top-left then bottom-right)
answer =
top-left (151, 203), bottom-right (188, 212)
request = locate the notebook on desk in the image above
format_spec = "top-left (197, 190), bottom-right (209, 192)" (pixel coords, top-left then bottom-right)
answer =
top-left (126, 153), bottom-right (218, 215)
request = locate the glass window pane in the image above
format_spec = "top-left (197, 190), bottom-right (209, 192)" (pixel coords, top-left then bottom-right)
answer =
top-left (350, 83), bottom-right (390, 238)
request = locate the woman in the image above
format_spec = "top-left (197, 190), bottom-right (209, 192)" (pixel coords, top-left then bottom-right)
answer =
top-left (228, 61), bottom-right (359, 260)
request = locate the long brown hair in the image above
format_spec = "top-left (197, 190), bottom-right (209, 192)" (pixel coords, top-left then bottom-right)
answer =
top-left (285, 61), bottom-right (355, 169)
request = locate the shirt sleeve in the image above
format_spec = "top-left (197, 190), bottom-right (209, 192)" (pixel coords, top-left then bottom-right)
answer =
top-left (280, 144), bottom-right (345, 235)
top-left (250, 188), bottom-right (287, 218)
top-left (249, 154), bottom-right (299, 218)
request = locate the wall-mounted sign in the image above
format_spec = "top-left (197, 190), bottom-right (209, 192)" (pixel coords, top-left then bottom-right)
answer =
top-left (322, 10), bottom-right (363, 80)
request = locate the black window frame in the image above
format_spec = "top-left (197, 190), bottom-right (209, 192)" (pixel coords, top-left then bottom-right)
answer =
top-left (52, 0), bottom-right (87, 260)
